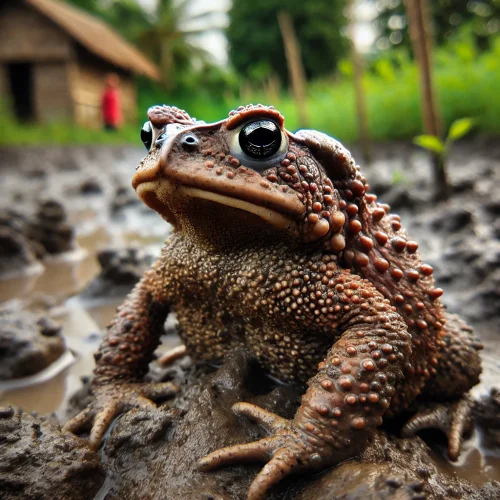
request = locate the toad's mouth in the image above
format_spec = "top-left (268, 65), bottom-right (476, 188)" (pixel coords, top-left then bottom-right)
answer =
top-left (135, 179), bottom-right (300, 230)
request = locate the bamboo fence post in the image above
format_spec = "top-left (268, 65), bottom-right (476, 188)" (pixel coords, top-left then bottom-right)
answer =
top-left (277, 11), bottom-right (309, 128)
top-left (348, 0), bottom-right (371, 163)
top-left (404, 0), bottom-right (449, 197)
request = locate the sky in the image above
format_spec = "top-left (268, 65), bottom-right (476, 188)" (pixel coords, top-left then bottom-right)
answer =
top-left (137, 0), bottom-right (378, 65)
top-left (353, 1), bottom-right (379, 51)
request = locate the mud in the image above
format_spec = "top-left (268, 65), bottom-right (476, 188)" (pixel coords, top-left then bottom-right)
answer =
top-left (0, 199), bottom-right (77, 277)
top-left (27, 199), bottom-right (77, 256)
top-left (0, 407), bottom-right (104, 500)
top-left (68, 350), bottom-right (498, 500)
top-left (0, 211), bottom-right (39, 276)
top-left (0, 304), bottom-right (65, 380)
top-left (80, 247), bottom-right (155, 300)
top-left (354, 137), bottom-right (500, 335)
top-left (0, 139), bottom-right (499, 498)
top-left (473, 388), bottom-right (500, 451)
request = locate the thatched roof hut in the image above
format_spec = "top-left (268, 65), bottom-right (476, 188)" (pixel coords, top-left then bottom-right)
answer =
top-left (0, 0), bottom-right (160, 126)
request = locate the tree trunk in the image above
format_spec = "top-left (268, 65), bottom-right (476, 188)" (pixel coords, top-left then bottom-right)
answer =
top-left (404, 0), bottom-right (449, 198)
top-left (277, 11), bottom-right (308, 128)
top-left (348, 0), bottom-right (371, 164)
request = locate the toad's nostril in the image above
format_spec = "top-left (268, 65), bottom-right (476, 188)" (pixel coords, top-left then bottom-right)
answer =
top-left (182, 135), bottom-right (198, 149)
top-left (156, 133), bottom-right (167, 147)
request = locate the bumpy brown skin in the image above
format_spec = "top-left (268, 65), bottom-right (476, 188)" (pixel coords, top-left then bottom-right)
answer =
top-left (64, 104), bottom-right (482, 499)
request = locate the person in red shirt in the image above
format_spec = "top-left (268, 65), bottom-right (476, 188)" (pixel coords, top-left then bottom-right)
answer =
top-left (101, 73), bottom-right (123, 131)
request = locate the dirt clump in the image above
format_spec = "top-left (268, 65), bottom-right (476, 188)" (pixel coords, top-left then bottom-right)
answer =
top-left (0, 407), bottom-right (104, 500)
top-left (0, 305), bottom-right (65, 380)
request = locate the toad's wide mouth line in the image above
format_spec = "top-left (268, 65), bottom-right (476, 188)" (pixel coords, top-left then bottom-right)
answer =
top-left (135, 180), bottom-right (297, 230)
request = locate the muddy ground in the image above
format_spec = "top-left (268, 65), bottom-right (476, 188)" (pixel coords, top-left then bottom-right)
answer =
top-left (0, 138), bottom-right (498, 499)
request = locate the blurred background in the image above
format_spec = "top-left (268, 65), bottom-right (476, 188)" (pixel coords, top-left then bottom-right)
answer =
top-left (1, 0), bottom-right (499, 145)
top-left (0, 1), bottom-right (499, 480)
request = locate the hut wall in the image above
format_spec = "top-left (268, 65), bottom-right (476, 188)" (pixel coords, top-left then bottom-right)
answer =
top-left (120, 78), bottom-right (138, 124)
top-left (71, 50), bottom-right (137, 128)
top-left (69, 62), bottom-right (102, 127)
top-left (35, 63), bottom-right (73, 122)
top-left (0, 2), bottom-right (72, 62)
top-left (0, 1), bottom-right (73, 121)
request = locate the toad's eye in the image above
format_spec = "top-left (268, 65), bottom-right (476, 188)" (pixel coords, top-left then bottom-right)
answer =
top-left (141, 121), bottom-right (153, 151)
top-left (239, 120), bottom-right (282, 159)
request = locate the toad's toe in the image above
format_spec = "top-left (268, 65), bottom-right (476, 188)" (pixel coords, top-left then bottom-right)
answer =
top-left (401, 396), bottom-right (472, 461)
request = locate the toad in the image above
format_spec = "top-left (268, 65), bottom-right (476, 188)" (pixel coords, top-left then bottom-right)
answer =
top-left (64, 104), bottom-right (482, 499)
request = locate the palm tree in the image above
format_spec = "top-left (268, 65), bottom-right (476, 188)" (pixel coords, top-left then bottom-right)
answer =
top-left (139, 0), bottom-right (219, 90)
top-left (65, 0), bottom-right (222, 90)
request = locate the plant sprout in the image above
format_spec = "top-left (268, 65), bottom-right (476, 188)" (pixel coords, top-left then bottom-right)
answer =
top-left (413, 117), bottom-right (477, 198)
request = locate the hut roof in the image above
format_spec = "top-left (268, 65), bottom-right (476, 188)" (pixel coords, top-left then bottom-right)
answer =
top-left (25, 0), bottom-right (160, 80)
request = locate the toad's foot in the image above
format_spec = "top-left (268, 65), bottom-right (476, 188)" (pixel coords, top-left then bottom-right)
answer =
top-left (401, 396), bottom-right (473, 461)
top-left (62, 381), bottom-right (179, 450)
top-left (198, 402), bottom-right (334, 500)
top-left (158, 344), bottom-right (187, 366)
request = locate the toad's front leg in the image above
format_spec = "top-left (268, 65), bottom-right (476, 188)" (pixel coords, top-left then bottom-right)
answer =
top-left (200, 275), bottom-right (412, 500)
top-left (63, 261), bottom-right (179, 449)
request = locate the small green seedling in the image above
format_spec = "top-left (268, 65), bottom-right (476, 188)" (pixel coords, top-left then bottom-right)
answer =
top-left (413, 117), bottom-right (477, 159)
top-left (413, 117), bottom-right (477, 198)
top-left (391, 169), bottom-right (406, 186)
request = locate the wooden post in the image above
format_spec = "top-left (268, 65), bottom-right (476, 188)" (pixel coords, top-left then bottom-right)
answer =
top-left (264, 74), bottom-right (281, 104)
top-left (277, 11), bottom-right (308, 128)
top-left (404, 0), bottom-right (448, 197)
top-left (348, 0), bottom-right (371, 163)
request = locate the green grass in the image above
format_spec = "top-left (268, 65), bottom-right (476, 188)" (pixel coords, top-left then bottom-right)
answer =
top-left (0, 118), bottom-right (138, 146)
top-left (2, 34), bottom-right (499, 146)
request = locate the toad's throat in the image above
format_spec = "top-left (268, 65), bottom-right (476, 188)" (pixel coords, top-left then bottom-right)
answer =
top-left (135, 180), bottom-right (297, 230)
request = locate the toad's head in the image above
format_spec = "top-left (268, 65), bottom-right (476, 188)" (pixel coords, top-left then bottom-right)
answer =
top-left (133, 104), bottom-right (362, 248)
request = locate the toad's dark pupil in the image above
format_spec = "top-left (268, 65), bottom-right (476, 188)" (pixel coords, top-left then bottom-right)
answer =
top-left (239, 120), bottom-right (281, 159)
top-left (141, 121), bottom-right (153, 151)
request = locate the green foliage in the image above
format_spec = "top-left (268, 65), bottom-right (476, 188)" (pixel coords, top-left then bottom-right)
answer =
top-left (373, 0), bottom-right (500, 51)
top-left (3, 21), bottom-right (499, 147)
top-left (99, 0), bottom-right (153, 44)
top-left (137, 0), bottom-right (213, 90)
top-left (413, 117), bottom-right (477, 159)
top-left (413, 135), bottom-right (445, 154)
top-left (64, 0), bottom-right (101, 14)
top-left (448, 118), bottom-right (477, 141)
top-left (131, 29), bottom-right (500, 144)
top-left (0, 106), bottom-right (137, 146)
top-left (391, 169), bottom-right (406, 185)
top-left (226, 0), bottom-right (348, 84)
